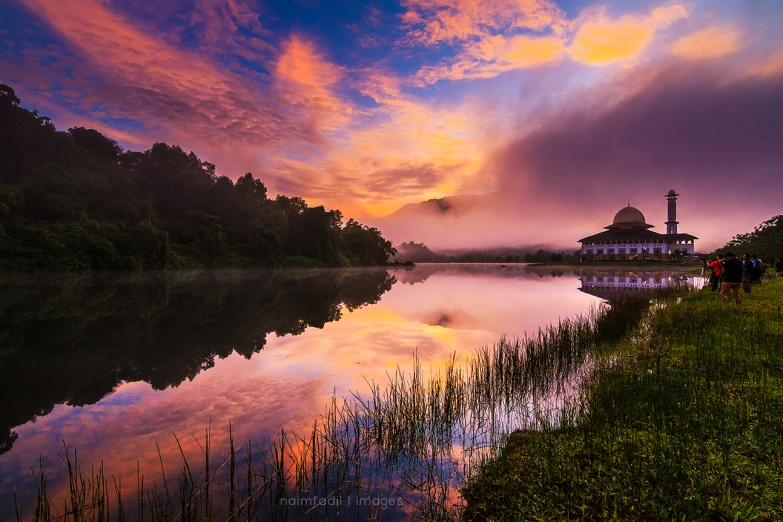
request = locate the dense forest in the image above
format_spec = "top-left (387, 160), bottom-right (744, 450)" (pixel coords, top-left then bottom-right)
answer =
top-left (0, 84), bottom-right (396, 270)
top-left (714, 215), bottom-right (783, 261)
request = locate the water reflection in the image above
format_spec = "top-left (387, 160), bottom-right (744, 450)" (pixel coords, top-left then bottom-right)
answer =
top-left (0, 268), bottom-right (395, 456)
top-left (577, 269), bottom-right (704, 299)
top-left (0, 265), bottom-right (698, 518)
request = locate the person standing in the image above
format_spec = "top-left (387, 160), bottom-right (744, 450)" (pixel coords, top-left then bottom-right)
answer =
top-left (742, 254), bottom-right (753, 293)
top-left (776, 257), bottom-right (783, 278)
top-left (708, 255), bottom-right (725, 292)
top-left (751, 254), bottom-right (763, 285)
top-left (721, 253), bottom-right (743, 304)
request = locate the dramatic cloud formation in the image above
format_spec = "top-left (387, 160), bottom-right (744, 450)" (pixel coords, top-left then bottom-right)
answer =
top-left (364, 163), bottom-right (463, 198)
top-left (401, 0), bottom-right (564, 45)
top-left (8, 0), bottom-right (321, 161)
top-left (1, 0), bottom-right (781, 250)
top-left (413, 1), bottom-right (690, 85)
top-left (486, 59), bottom-right (783, 249)
top-left (415, 34), bottom-right (566, 83)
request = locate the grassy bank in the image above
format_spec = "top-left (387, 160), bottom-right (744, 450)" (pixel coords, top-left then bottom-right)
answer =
top-left (462, 278), bottom-right (783, 520)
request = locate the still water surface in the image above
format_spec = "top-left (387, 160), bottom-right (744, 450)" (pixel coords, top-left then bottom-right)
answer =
top-left (0, 264), bottom-right (701, 517)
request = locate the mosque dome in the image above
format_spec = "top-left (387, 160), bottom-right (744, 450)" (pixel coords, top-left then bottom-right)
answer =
top-left (612, 206), bottom-right (646, 225)
top-left (667, 189), bottom-right (678, 197)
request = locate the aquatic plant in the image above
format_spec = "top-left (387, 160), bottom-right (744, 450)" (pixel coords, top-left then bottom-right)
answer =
top-left (7, 292), bottom-right (667, 521)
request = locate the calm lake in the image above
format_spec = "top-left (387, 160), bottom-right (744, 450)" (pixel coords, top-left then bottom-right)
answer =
top-left (0, 265), bottom-right (702, 519)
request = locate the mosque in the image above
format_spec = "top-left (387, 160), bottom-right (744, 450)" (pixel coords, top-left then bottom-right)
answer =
top-left (579, 190), bottom-right (698, 261)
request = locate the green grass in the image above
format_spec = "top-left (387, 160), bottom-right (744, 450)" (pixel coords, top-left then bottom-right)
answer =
top-left (462, 278), bottom-right (783, 521)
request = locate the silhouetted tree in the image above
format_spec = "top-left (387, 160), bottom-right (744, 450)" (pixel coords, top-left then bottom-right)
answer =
top-left (0, 85), bottom-right (396, 269)
top-left (714, 215), bottom-right (783, 261)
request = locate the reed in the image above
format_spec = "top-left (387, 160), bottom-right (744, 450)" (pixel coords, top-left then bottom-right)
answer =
top-left (462, 279), bottom-right (783, 520)
top-left (6, 292), bottom-right (669, 521)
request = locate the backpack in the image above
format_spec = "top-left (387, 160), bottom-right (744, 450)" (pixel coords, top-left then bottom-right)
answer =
top-left (758, 261), bottom-right (766, 274)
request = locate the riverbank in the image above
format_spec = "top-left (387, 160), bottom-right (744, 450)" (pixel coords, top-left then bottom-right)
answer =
top-left (462, 277), bottom-right (783, 520)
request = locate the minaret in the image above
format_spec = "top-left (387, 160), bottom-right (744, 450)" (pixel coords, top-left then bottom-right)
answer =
top-left (665, 189), bottom-right (679, 235)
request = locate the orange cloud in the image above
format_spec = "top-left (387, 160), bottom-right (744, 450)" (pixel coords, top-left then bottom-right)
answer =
top-left (402, 0), bottom-right (564, 45)
top-left (567, 3), bottom-right (690, 65)
top-left (261, 71), bottom-right (488, 217)
top-left (15, 0), bottom-right (324, 157)
top-left (19, 0), bottom-right (225, 95)
top-left (276, 36), bottom-right (343, 89)
top-left (745, 51), bottom-right (783, 78)
top-left (416, 34), bottom-right (565, 83)
top-left (13, 0), bottom-right (374, 200)
top-left (672, 26), bottom-right (741, 60)
top-left (349, 74), bottom-right (484, 198)
top-left (274, 35), bottom-right (352, 135)
top-left (411, 1), bottom-right (690, 84)
top-left (568, 19), bottom-right (654, 64)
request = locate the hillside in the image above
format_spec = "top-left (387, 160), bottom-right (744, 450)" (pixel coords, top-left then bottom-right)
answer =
top-left (385, 194), bottom-right (491, 220)
top-left (0, 84), bottom-right (395, 270)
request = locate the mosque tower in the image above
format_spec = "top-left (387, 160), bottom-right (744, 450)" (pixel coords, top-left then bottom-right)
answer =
top-left (665, 189), bottom-right (679, 235)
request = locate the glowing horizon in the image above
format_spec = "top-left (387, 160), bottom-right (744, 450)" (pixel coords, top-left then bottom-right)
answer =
top-left (2, 0), bottom-right (782, 251)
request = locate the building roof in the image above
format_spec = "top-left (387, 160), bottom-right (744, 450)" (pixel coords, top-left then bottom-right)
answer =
top-left (579, 229), bottom-right (699, 243)
top-left (605, 206), bottom-right (652, 230)
top-left (613, 206), bottom-right (645, 225)
top-left (579, 229), bottom-right (666, 243)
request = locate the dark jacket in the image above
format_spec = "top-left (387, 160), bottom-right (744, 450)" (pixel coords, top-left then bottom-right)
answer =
top-left (776, 260), bottom-right (783, 272)
top-left (722, 257), bottom-right (743, 283)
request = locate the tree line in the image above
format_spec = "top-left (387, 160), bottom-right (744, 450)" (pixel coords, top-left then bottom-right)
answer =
top-left (394, 241), bottom-right (580, 264)
top-left (713, 215), bottom-right (783, 261)
top-left (0, 84), bottom-right (396, 270)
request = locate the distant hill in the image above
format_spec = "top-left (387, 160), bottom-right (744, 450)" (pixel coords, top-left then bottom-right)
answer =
top-left (371, 193), bottom-right (577, 252)
top-left (386, 194), bottom-right (491, 220)
top-left (393, 241), bottom-right (443, 263)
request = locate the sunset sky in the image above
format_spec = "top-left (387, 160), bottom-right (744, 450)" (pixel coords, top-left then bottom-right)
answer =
top-left (1, 0), bottom-right (782, 250)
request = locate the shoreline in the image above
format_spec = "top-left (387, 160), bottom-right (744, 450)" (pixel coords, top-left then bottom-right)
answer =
top-left (528, 260), bottom-right (703, 269)
top-left (462, 277), bottom-right (783, 520)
